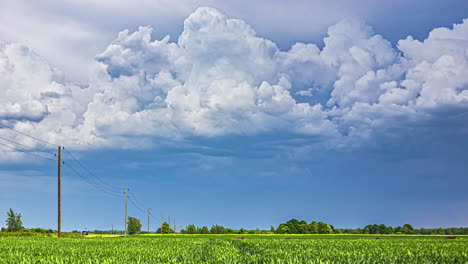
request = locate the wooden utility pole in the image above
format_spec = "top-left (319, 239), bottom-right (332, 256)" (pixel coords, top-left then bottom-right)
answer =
top-left (147, 208), bottom-right (150, 237)
top-left (168, 216), bottom-right (171, 234)
top-left (160, 215), bottom-right (163, 234)
top-left (57, 146), bottom-right (62, 238)
top-left (124, 188), bottom-right (128, 237)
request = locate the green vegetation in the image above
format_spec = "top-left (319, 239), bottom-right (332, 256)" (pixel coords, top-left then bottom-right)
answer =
top-left (127, 217), bottom-right (142, 235)
top-left (0, 235), bottom-right (467, 263)
top-left (156, 222), bottom-right (174, 234)
top-left (1, 210), bottom-right (468, 263)
top-left (5, 209), bottom-right (23, 232)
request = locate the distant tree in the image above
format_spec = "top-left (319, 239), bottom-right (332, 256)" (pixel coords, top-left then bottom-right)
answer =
top-left (285, 219), bottom-right (300, 234)
top-left (186, 224), bottom-right (197, 234)
top-left (6, 209), bottom-right (23, 232)
top-left (127, 217), bottom-right (142, 235)
top-left (436, 227), bottom-right (444, 235)
top-left (247, 230), bottom-right (255, 234)
top-left (394, 226), bottom-right (402, 234)
top-left (318, 222), bottom-right (329, 234)
top-left (309, 221), bottom-right (318, 234)
top-left (199, 226), bottom-right (209, 234)
top-left (210, 224), bottom-right (227, 234)
top-left (298, 221), bottom-right (309, 234)
top-left (161, 222), bottom-right (171, 234)
top-left (402, 224), bottom-right (415, 234)
top-left (238, 228), bottom-right (246, 234)
top-left (270, 226), bottom-right (275, 233)
top-left (326, 224), bottom-right (333, 234)
top-left (276, 224), bottom-right (290, 234)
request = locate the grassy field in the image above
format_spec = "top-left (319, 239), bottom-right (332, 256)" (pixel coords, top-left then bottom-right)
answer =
top-left (0, 234), bottom-right (467, 263)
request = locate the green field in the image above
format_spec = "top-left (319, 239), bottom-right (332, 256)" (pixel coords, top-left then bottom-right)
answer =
top-left (1, 235), bottom-right (467, 263)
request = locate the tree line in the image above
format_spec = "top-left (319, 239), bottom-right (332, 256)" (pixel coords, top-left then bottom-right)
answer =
top-left (2, 209), bottom-right (468, 235)
top-left (336, 224), bottom-right (468, 235)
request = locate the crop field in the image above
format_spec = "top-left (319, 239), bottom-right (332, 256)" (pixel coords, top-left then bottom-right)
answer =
top-left (0, 235), bottom-right (467, 263)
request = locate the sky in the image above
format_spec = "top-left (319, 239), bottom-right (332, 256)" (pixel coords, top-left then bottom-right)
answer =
top-left (0, 0), bottom-right (467, 231)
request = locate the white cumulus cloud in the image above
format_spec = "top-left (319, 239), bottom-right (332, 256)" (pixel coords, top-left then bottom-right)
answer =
top-left (1, 7), bottom-right (467, 158)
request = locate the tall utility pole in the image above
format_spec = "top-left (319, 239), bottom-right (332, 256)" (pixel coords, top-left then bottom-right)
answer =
top-left (160, 215), bottom-right (164, 234)
top-left (147, 208), bottom-right (151, 237)
top-left (124, 188), bottom-right (128, 237)
top-left (57, 146), bottom-right (62, 239)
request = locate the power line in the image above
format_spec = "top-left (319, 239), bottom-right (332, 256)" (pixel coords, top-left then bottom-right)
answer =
top-left (149, 212), bottom-right (159, 222)
top-left (128, 196), bottom-right (147, 215)
top-left (62, 148), bottom-right (122, 191)
top-left (0, 121), bottom-right (58, 147)
top-left (128, 190), bottom-right (160, 222)
top-left (0, 141), bottom-right (56, 161)
top-left (128, 190), bottom-right (145, 209)
top-left (0, 135), bottom-right (55, 155)
top-left (62, 161), bottom-right (122, 197)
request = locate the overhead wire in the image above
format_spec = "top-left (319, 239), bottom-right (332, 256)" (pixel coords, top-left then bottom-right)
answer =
top-left (128, 196), bottom-right (147, 215)
top-left (0, 135), bottom-right (56, 155)
top-left (0, 121), bottom-right (59, 147)
top-left (128, 190), bottom-right (161, 221)
top-left (62, 160), bottom-right (122, 198)
top-left (128, 190), bottom-right (146, 209)
top-left (0, 120), bottom-right (167, 223)
top-left (0, 141), bottom-right (56, 161)
top-left (62, 148), bottom-right (122, 192)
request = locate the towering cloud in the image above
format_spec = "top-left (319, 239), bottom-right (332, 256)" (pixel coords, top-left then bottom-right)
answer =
top-left (1, 7), bottom-right (467, 157)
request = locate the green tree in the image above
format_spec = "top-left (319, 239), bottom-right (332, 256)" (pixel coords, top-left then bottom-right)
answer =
top-left (185, 224), bottom-right (197, 234)
top-left (127, 217), bottom-right (142, 235)
top-left (6, 209), bottom-right (23, 232)
top-left (270, 226), bottom-right (275, 233)
top-left (318, 222), bottom-right (328, 234)
top-left (276, 224), bottom-right (290, 234)
top-left (161, 222), bottom-right (171, 234)
top-left (309, 221), bottom-right (318, 234)
top-left (402, 224), bottom-right (415, 234)
top-left (199, 226), bottom-right (209, 234)
top-left (298, 221), bottom-right (310, 234)
top-left (210, 224), bottom-right (227, 234)
top-left (436, 227), bottom-right (444, 235)
top-left (238, 228), bottom-right (246, 234)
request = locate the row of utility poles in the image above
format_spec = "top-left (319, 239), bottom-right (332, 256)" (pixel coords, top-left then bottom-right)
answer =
top-left (56, 146), bottom-right (177, 238)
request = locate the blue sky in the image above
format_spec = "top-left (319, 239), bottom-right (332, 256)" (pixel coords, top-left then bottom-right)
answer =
top-left (0, 0), bottom-right (468, 231)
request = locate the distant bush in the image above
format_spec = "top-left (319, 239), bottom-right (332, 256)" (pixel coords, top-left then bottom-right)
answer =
top-left (61, 232), bottom-right (83, 238)
top-left (0, 231), bottom-right (82, 237)
top-left (22, 228), bottom-right (54, 234)
top-left (0, 231), bottom-right (53, 237)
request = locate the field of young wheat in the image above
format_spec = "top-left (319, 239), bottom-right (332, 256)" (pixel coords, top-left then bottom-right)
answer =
top-left (1, 235), bottom-right (467, 263)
